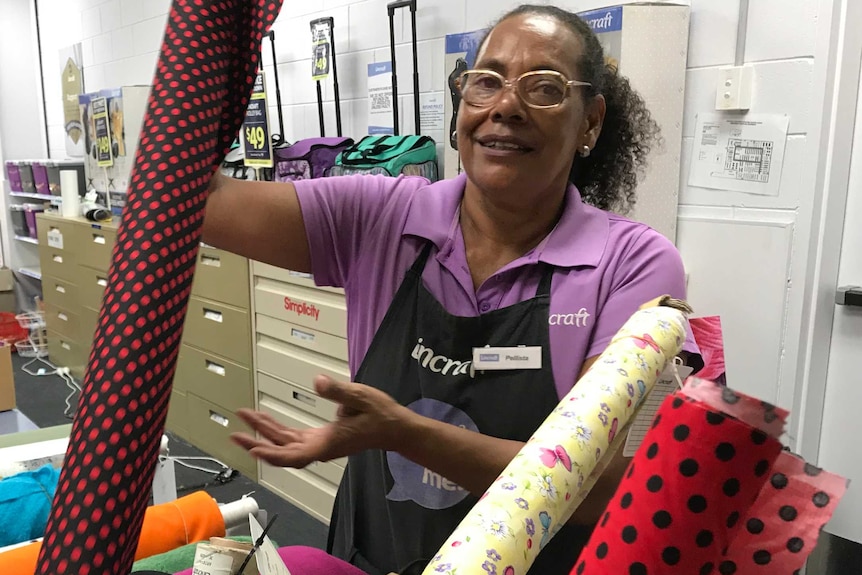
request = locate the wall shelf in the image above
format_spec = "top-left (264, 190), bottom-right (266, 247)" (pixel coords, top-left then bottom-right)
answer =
top-left (9, 192), bottom-right (58, 202)
top-left (14, 235), bottom-right (38, 245)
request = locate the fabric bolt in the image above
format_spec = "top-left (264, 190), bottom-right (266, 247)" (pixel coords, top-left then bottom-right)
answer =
top-left (689, 316), bottom-right (726, 384)
top-left (1, 491), bottom-right (225, 575)
top-left (572, 378), bottom-right (786, 575)
top-left (720, 451), bottom-right (850, 574)
top-left (0, 464), bottom-right (59, 547)
top-left (294, 172), bottom-right (701, 401)
top-left (423, 302), bottom-right (688, 575)
top-left (34, 2), bottom-right (281, 574)
top-left (131, 536), bottom-right (254, 573)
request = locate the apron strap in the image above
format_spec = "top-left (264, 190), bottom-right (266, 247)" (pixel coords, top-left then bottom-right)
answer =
top-left (407, 242), bottom-right (434, 277)
top-left (536, 263), bottom-right (554, 297)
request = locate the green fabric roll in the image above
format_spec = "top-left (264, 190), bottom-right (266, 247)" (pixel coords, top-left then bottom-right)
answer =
top-left (130, 536), bottom-right (272, 573)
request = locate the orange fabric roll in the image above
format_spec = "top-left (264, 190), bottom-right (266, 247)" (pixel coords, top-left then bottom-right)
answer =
top-left (0, 491), bottom-right (224, 575)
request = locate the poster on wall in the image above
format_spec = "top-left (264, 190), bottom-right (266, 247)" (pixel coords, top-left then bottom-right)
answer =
top-left (442, 29), bottom-right (486, 179)
top-left (578, 5), bottom-right (623, 68)
top-left (59, 44), bottom-right (84, 157)
top-left (92, 97), bottom-right (113, 168)
top-left (688, 113), bottom-right (789, 197)
top-left (367, 62), bottom-right (394, 135)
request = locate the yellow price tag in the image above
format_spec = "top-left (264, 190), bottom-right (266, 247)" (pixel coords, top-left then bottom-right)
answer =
top-left (244, 126), bottom-right (266, 150)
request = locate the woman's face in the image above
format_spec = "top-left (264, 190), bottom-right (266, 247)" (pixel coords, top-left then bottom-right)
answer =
top-left (457, 14), bottom-right (598, 201)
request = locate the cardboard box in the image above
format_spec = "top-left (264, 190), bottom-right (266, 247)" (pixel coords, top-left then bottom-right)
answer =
top-left (0, 268), bottom-right (14, 313)
top-left (0, 344), bottom-right (16, 412)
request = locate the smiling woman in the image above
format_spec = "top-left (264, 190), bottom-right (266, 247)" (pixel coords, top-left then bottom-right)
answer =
top-left (200, 3), bottom-right (700, 574)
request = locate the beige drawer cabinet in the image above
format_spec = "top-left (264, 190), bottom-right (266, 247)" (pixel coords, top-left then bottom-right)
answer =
top-left (36, 213), bottom-right (256, 480)
top-left (251, 261), bottom-right (349, 524)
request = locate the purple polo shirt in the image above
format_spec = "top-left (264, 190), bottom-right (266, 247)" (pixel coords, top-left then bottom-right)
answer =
top-left (295, 173), bottom-right (700, 400)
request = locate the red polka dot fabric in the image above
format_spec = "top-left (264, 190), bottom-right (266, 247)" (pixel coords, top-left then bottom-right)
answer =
top-left (721, 451), bottom-right (849, 574)
top-left (34, 1), bottom-right (281, 573)
top-left (572, 378), bottom-right (788, 575)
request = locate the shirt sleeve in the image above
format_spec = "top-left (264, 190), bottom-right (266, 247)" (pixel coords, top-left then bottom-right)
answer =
top-left (293, 174), bottom-right (423, 288)
top-left (586, 228), bottom-right (703, 367)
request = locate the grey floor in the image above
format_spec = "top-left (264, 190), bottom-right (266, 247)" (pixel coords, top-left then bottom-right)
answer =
top-left (7, 352), bottom-right (329, 552)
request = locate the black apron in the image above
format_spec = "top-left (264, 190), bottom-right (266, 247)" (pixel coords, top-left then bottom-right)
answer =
top-left (328, 244), bottom-right (593, 575)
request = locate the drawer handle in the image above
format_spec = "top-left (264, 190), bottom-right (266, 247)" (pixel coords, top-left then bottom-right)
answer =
top-left (209, 411), bottom-right (229, 427)
top-left (61, 342), bottom-right (71, 351)
top-left (201, 255), bottom-right (221, 268)
top-left (291, 328), bottom-right (315, 343)
top-left (292, 391), bottom-right (317, 408)
top-left (58, 312), bottom-right (69, 322)
top-left (93, 234), bottom-right (106, 245)
top-left (97, 277), bottom-right (107, 287)
top-left (203, 308), bottom-right (223, 323)
top-left (55, 285), bottom-right (66, 294)
top-left (206, 360), bottom-right (226, 376)
top-left (53, 255), bottom-right (64, 264)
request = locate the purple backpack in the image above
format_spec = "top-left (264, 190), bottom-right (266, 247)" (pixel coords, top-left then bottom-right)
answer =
top-left (274, 137), bottom-right (354, 181)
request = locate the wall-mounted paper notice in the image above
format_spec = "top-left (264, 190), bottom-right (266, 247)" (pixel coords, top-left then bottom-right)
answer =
top-left (689, 113), bottom-right (789, 196)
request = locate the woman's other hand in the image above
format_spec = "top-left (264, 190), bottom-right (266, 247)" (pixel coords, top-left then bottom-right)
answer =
top-left (231, 376), bottom-right (411, 468)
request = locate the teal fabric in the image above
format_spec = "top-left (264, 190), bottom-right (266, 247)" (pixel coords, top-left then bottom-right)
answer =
top-left (0, 464), bottom-right (60, 547)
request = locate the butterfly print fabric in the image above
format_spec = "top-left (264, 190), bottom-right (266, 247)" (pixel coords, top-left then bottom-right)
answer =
top-left (425, 303), bottom-right (688, 575)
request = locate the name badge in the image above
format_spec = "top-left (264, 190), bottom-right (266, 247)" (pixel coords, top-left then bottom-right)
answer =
top-left (472, 346), bottom-right (542, 370)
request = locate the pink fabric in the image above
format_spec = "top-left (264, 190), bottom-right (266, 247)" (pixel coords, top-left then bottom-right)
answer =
top-left (173, 546), bottom-right (367, 575)
top-left (689, 316), bottom-right (726, 382)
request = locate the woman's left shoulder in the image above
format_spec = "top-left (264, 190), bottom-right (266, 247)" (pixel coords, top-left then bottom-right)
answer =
top-left (604, 212), bottom-right (680, 261)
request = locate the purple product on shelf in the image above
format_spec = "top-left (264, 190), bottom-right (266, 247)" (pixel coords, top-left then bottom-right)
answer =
top-left (9, 205), bottom-right (28, 237)
top-left (32, 162), bottom-right (49, 195)
top-left (5, 162), bottom-right (22, 193)
top-left (18, 162), bottom-right (35, 194)
top-left (23, 203), bottom-right (44, 239)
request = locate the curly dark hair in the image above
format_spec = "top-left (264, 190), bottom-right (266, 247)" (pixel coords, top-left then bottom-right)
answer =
top-left (481, 5), bottom-right (660, 214)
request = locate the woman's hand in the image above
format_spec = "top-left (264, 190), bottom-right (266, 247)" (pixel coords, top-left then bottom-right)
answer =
top-left (230, 375), bottom-right (412, 468)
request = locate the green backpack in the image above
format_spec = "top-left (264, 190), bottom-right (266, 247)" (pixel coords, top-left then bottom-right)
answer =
top-left (329, 135), bottom-right (438, 181)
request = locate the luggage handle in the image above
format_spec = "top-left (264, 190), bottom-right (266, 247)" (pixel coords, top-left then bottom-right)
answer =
top-left (387, 0), bottom-right (420, 136)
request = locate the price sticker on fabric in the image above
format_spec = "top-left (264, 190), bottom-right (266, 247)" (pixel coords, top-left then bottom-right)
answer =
top-left (310, 18), bottom-right (332, 81)
top-left (242, 71), bottom-right (273, 168)
top-left (93, 97), bottom-right (113, 167)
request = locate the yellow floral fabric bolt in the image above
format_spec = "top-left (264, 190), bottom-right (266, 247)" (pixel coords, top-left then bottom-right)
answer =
top-left (424, 305), bottom-right (688, 575)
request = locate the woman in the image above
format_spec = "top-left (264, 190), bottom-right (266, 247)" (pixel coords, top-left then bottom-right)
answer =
top-left (202, 5), bottom-right (700, 574)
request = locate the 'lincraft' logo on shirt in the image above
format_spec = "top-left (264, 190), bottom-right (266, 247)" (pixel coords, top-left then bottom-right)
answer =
top-left (548, 308), bottom-right (591, 328)
top-left (411, 338), bottom-right (475, 378)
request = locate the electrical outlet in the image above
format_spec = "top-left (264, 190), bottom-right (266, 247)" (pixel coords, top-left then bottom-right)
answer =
top-left (715, 65), bottom-right (754, 111)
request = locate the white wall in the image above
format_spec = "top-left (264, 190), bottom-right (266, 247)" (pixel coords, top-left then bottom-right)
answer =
top-left (0, 0), bottom-right (49, 271)
top-left (34, 0), bottom-right (831, 446)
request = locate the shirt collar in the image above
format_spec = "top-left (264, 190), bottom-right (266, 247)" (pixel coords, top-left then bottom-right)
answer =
top-left (403, 173), bottom-right (609, 269)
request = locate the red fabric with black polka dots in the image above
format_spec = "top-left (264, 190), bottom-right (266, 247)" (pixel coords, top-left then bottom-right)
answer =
top-left (572, 381), bottom-right (785, 575)
top-left (720, 451), bottom-right (849, 575)
top-left (34, 1), bottom-right (281, 573)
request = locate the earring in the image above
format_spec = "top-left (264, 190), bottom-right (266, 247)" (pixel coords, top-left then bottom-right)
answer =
top-left (580, 145), bottom-right (591, 158)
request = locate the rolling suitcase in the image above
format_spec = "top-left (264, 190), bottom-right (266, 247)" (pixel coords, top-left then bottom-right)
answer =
top-left (274, 17), bottom-right (354, 182)
top-left (330, 0), bottom-right (438, 181)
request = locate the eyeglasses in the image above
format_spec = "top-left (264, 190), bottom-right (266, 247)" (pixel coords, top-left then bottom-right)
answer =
top-left (456, 69), bottom-right (592, 110)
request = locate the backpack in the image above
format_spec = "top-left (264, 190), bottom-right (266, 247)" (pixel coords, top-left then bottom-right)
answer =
top-left (329, 135), bottom-right (438, 181)
top-left (274, 137), bottom-right (354, 181)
